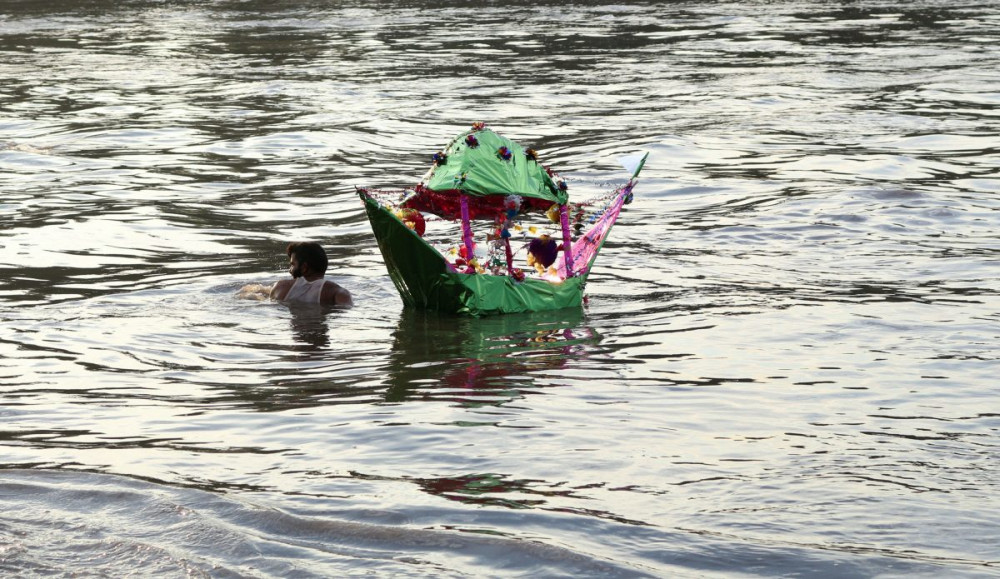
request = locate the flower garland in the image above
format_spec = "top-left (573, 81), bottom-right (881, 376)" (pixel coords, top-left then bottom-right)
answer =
top-left (478, 194), bottom-right (525, 279)
top-left (501, 195), bottom-right (521, 238)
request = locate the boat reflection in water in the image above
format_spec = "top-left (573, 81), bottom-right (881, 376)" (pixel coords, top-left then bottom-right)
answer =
top-left (384, 307), bottom-right (599, 404)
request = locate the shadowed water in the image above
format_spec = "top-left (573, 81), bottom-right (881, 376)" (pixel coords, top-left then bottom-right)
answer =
top-left (1, 1), bottom-right (998, 576)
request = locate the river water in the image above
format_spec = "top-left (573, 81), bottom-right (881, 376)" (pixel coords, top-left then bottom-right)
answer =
top-left (1, 1), bottom-right (998, 577)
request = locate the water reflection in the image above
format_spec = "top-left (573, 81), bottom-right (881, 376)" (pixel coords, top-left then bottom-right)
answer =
top-left (347, 469), bottom-right (651, 527)
top-left (285, 302), bottom-right (333, 350)
top-left (385, 308), bottom-right (600, 403)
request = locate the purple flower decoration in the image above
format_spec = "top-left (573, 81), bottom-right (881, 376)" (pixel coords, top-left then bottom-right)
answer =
top-left (497, 146), bottom-right (512, 161)
top-left (528, 236), bottom-right (559, 268)
top-left (465, 134), bottom-right (479, 148)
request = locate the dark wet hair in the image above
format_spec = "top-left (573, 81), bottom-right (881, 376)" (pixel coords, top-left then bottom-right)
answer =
top-left (287, 242), bottom-right (328, 274)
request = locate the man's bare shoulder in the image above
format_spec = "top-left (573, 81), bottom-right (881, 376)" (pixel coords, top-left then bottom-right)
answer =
top-left (321, 280), bottom-right (353, 307)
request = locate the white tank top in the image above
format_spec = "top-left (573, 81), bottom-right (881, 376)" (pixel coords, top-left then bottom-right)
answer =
top-left (283, 276), bottom-right (325, 303)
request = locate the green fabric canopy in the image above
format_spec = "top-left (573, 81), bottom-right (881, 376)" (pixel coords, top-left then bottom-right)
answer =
top-left (425, 128), bottom-right (568, 205)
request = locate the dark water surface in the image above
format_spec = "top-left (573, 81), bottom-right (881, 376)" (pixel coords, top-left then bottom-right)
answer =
top-left (2, 1), bottom-right (998, 576)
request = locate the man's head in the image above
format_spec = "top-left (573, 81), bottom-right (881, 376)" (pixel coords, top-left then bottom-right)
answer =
top-left (286, 242), bottom-right (328, 278)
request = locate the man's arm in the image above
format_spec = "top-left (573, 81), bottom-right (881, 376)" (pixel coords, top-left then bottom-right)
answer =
top-left (236, 283), bottom-right (271, 300)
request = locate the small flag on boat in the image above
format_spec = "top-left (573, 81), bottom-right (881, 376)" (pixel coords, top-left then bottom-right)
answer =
top-left (618, 152), bottom-right (649, 181)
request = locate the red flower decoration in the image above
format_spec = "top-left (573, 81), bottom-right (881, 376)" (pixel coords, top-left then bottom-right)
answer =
top-left (396, 209), bottom-right (426, 236)
top-left (471, 121), bottom-right (486, 131)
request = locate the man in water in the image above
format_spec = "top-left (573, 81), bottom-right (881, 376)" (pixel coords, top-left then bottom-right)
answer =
top-left (240, 242), bottom-right (352, 306)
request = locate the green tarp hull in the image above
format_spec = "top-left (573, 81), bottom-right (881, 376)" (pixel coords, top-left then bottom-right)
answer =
top-left (361, 193), bottom-right (587, 316)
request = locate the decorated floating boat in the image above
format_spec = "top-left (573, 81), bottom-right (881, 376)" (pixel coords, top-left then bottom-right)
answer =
top-left (358, 123), bottom-right (647, 316)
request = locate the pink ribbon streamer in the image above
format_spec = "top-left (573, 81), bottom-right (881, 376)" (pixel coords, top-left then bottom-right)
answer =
top-left (560, 204), bottom-right (575, 276)
top-left (460, 195), bottom-right (475, 271)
